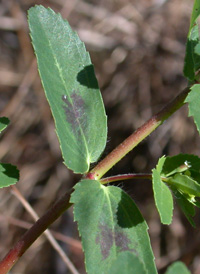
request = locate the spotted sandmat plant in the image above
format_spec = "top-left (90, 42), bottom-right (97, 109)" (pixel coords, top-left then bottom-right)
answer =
top-left (1, 1), bottom-right (200, 273)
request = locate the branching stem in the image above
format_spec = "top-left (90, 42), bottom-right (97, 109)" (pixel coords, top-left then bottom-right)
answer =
top-left (89, 86), bottom-right (190, 180)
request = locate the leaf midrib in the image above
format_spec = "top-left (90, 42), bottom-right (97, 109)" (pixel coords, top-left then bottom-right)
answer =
top-left (38, 11), bottom-right (90, 168)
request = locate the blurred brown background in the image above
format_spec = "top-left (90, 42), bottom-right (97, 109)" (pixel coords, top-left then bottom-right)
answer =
top-left (1, 0), bottom-right (200, 273)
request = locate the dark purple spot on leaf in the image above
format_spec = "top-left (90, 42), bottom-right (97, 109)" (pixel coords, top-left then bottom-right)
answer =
top-left (62, 91), bottom-right (86, 134)
top-left (96, 225), bottom-right (113, 260)
top-left (96, 224), bottom-right (137, 260)
top-left (115, 231), bottom-right (136, 253)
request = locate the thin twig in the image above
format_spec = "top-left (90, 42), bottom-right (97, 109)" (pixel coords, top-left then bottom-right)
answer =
top-left (0, 188), bottom-right (73, 274)
top-left (100, 173), bottom-right (169, 185)
top-left (100, 173), bottom-right (152, 184)
top-left (10, 186), bottom-right (79, 274)
top-left (1, 58), bottom-right (37, 118)
top-left (0, 214), bottom-right (82, 250)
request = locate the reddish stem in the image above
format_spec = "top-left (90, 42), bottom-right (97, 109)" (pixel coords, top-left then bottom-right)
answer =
top-left (0, 190), bottom-right (72, 274)
top-left (90, 86), bottom-right (190, 180)
top-left (100, 173), bottom-right (152, 184)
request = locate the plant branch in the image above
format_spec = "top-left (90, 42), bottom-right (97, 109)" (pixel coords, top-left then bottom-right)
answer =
top-left (100, 173), bottom-right (152, 184)
top-left (11, 186), bottom-right (79, 274)
top-left (89, 86), bottom-right (190, 180)
top-left (0, 188), bottom-right (72, 274)
top-left (0, 214), bottom-right (82, 250)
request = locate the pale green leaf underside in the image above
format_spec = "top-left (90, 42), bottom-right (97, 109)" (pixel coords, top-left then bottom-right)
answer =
top-left (183, 0), bottom-right (200, 81)
top-left (70, 180), bottom-right (157, 274)
top-left (165, 261), bottom-right (191, 274)
top-left (0, 117), bottom-right (10, 133)
top-left (185, 84), bottom-right (200, 134)
top-left (0, 163), bottom-right (19, 188)
top-left (28, 6), bottom-right (107, 173)
top-left (152, 156), bottom-right (173, 225)
top-left (108, 251), bottom-right (147, 274)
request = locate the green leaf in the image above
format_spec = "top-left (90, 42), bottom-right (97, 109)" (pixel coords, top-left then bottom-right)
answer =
top-left (153, 154), bottom-right (200, 225)
top-left (173, 190), bottom-right (196, 227)
top-left (161, 154), bottom-right (200, 177)
top-left (165, 261), bottom-right (191, 274)
top-left (70, 180), bottom-right (157, 274)
top-left (152, 156), bottom-right (173, 225)
top-left (0, 163), bottom-right (19, 188)
top-left (185, 84), bottom-right (200, 134)
top-left (167, 173), bottom-right (200, 197)
top-left (158, 154), bottom-right (200, 226)
top-left (108, 251), bottom-right (147, 274)
top-left (189, 0), bottom-right (200, 30)
top-left (0, 117), bottom-right (10, 133)
top-left (28, 6), bottom-right (107, 174)
top-left (183, 0), bottom-right (200, 80)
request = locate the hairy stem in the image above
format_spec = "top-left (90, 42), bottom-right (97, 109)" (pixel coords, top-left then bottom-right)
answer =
top-left (100, 173), bottom-right (169, 184)
top-left (100, 173), bottom-right (152, 184)
top-left (0, 189), bottom-right (72, 274)
top-left (89, 86), bottom-right (190, 180)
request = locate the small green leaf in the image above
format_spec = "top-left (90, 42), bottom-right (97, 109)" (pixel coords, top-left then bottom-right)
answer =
top-left (152, 156), bottom-right (173, 225)
top-left (153, 154), bottom-right (200, 225)
top-left (185, 84), bottom-right (200, 134)
top-left (184, 27), bottom-right (200, 81)
top-left (70, 180), bottom-right (157, 274)
top-left (173, 190), bottom-right (196, 227)
top-left (161, 154), bottom-right (200, 177)
top-left (108, 252), bottom-right (147, 274)
top-left (167, 173), bottom-right (200, 197)
top-left (28, 6), bottom-right (107, 174)
top-left (0, 163), bottom-right (19, 188)
top-left (189, 0), bottom-right (200, 30)
top-left (183, 0), bottom-right (200, 80)
top-left (165, 261), bottom-right (191, 274)
top-left (158, 154), bottom-right (200, 226)
top-left (0, 117), bottom-right (10, 133)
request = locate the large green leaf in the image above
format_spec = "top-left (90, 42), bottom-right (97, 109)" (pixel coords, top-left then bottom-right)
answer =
top-left (183, 0), bottom-right (200, 80)
top-left (108, 252), bottom-right (147, 274)
top-left (185, 84), bottom-right (200, 134)
top-left (152, 156), bottom-right (173, 225)
top-left (0, 163), bottom-right (19, 188)
top-left (28, 6), bottom-right (107, 174)
top-left (0, 117), bottom-right (10, 133)
top-left (165, 261), bottom-right (191, 274)
top-left (70, 180), bottom-right (157, 274)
